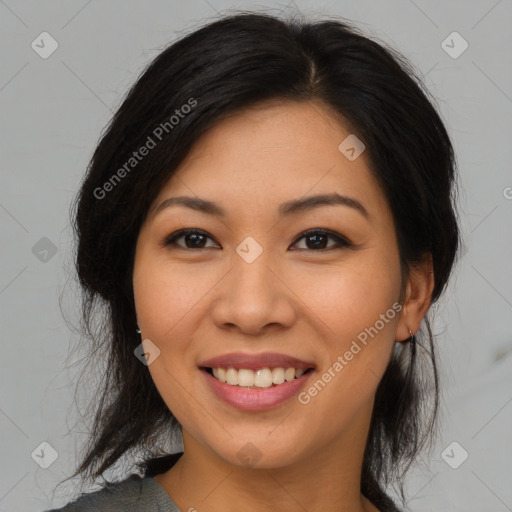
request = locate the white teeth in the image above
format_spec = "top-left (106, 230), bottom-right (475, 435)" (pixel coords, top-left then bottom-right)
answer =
top-left (210, 366), bottom-right (310, 388)
top-left (226, 368), bottom-right (238, 385)
top-left (238, 368), bottom-right (254, 387)
top-left (284, 367), bottom-right (295, 381)
top-left (254, 368), bottom-right (273, 388)
top-left (272, 367), bottom-right (285, 385)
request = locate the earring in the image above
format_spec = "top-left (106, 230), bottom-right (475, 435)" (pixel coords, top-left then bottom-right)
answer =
top-left (396, 328), bottom-right (415, 344)
top-left (136, 327), bottom-right (141, 334)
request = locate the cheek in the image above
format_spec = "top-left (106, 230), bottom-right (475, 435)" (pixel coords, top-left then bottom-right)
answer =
top-left (291, 257), bottom-right (401, 339)
top-left (132, 251), bottom-right (224, 406)
top-left (300, 265), bottom-right (401, 406)
top-left (293, 256), bottom-right (401, 400)
top-left (132, 254), bottom-right (203, 418)
top-left (133, 251), bottom-right (209, 342)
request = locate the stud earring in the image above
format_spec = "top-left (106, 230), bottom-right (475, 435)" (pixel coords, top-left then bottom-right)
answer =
top-left (136, 327), bottom-right (141, 334)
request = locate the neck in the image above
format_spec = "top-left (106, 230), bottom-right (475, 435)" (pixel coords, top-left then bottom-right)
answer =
top-left (154, 413), bottom-right (379, 512)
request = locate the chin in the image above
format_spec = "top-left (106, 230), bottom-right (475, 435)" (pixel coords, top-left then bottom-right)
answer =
top-left (208, 432), bottom-right (308, 470)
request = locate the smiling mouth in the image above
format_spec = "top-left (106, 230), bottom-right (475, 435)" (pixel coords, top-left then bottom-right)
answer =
top-left (202, 366), bottom-right (315, 388)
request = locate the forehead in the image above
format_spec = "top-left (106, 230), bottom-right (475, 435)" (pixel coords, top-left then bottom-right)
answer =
top-left (149, 99), bottom-right (389, 221)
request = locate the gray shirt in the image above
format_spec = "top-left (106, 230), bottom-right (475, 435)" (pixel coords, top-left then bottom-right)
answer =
top-left (44, 474), bottom-right (180, 511)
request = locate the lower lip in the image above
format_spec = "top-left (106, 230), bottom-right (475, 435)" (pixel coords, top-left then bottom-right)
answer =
top-left (201, 368), bottom-right (314, 412)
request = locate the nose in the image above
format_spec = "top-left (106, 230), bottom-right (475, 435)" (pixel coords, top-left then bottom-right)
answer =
top-left (210, 247), bottom-right (297, 336)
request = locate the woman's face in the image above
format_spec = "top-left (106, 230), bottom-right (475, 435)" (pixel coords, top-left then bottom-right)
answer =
top-left (133, 99), bottom-right (406, 469)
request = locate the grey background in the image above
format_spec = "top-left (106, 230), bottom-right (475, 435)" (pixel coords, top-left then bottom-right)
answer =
top-left (1, 0), bottom-right (511, 510)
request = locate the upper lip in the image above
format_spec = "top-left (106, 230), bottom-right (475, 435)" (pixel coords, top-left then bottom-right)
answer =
top-left (199, 352), bottom-right (315, 371)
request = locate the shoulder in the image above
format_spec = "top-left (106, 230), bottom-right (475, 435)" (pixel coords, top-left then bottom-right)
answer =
top-left (42, 473), bottom-right (178, 512)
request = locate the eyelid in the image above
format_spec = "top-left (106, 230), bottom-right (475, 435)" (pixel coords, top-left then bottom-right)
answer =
top-left (163, 228), bottom-right (353, 251)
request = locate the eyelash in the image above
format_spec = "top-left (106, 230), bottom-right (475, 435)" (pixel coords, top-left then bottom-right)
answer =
top-left (162, 228), bottom-right (353, 252)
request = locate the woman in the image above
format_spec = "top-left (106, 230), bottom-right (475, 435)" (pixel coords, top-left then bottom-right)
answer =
top-left (46, 11), bottom-right (460, 512)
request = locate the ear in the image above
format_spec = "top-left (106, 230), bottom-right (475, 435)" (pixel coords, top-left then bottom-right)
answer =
top-left (396, 253), bottom-right (434, 343)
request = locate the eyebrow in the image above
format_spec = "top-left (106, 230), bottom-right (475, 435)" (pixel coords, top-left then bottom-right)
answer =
top-left (153, 193), bottom-right (370, 220)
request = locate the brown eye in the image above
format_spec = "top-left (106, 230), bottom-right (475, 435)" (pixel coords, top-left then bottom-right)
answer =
top-left (291, 229), bottom-right (352, 251)
top-left (164, 229), bottom-right (219, 249)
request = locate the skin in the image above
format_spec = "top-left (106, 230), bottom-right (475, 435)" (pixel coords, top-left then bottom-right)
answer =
top-left (132, 99), bottom-right (434, 512)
